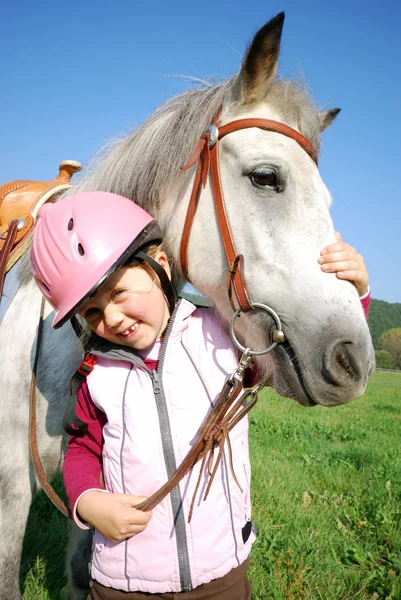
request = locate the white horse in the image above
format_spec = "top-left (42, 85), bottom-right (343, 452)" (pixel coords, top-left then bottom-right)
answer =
top-left (0, 13), bottom-right (374, 599)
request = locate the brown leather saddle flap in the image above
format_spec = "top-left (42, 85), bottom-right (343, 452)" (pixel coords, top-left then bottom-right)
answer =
top-left (0, 160), bottom-right (82, 272)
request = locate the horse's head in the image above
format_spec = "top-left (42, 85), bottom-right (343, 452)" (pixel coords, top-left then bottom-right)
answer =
top-left (68, 13), bottom-right (374, 407)
top-left (168, 13), bottom-right (375, 406)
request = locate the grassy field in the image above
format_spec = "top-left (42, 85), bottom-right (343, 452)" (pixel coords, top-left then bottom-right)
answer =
top-left (21, 372), bottom-right (401, 599)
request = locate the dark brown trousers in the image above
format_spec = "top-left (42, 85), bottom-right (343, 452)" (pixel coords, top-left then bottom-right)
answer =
top-left (87, 559), bottom-right (251, 600)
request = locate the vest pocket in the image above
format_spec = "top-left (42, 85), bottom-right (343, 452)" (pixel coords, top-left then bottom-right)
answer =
top-left (242, 520), bottom-right (252, 544)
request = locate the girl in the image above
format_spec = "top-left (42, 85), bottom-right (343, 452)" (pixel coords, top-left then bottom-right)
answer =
top-left (30, 191), bottom-right (370, 600)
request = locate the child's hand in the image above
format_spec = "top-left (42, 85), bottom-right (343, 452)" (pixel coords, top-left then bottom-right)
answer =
top-left (77, 490), bottom-right (152, 543)
top-left (318, 232), bottom-right (369, 297)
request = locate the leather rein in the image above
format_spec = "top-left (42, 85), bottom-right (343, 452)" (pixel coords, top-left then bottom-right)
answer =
top-left (0, 114), bottom-right (318, 520)
top-left (136, 112), bottom-right (318, 517)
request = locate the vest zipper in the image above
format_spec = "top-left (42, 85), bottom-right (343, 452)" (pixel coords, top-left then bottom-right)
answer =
top-left (150, 302), bottom-right (192, 592)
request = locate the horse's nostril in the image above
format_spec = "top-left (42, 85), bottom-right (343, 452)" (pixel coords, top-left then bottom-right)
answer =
top-left (324, 341), bottom-right (362, 385)
top-left (335, 343), bottom-right (357, 378)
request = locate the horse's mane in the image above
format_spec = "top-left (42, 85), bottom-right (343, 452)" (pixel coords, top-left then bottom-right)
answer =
top-left (68, 76), bottom-right (322, 214)
top-left (19, 76), bottom-right (322, 285)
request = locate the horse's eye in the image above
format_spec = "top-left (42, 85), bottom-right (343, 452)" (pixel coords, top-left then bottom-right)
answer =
top-left (250, 168), bottom-right (280, 191)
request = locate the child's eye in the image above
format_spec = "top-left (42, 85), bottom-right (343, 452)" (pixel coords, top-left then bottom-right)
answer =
top-left (112, 289), bottom-right (126, 300)
top-left (83, 307), bottom-right (100, 321)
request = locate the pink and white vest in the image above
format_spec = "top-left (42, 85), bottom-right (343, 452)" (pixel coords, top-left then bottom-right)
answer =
top-left (86, 299), bottom-right (255, 593)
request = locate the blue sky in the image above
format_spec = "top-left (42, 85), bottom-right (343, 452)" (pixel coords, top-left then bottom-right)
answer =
top-left (2, 0), bottom-right (400, 302)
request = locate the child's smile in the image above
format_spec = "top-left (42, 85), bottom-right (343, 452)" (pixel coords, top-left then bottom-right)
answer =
top-left (121, 322), bottom-right (140, 338)
top-left (79, 256), bottom-right (171, 351)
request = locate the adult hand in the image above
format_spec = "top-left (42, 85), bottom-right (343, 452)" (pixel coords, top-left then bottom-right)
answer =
top-left (318, 232), bottom-right (369, 297)
top-left (77, 490), bottom-right (152, 542)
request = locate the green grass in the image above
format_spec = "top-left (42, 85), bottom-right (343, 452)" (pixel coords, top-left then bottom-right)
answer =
top-left (248, 372), bottom-right (401, 599)
top-left (20, 478), bottom-right (68, 599)
top-left (21, 372), bottom-right (401, 599)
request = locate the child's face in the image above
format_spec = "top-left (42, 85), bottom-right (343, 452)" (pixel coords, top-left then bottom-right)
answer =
top-left (78, 253), bottom-right (171, 351)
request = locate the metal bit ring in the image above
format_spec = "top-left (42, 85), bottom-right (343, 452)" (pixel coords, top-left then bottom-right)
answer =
top-left (229, 302), bottom-right (285, 356)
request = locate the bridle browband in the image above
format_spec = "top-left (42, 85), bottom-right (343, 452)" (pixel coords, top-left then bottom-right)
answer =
top-left (180, 108), bottom-right (318, 313)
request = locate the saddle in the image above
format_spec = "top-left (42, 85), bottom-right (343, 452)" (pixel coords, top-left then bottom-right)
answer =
top-left (0, 160), bottom-right (82, 275)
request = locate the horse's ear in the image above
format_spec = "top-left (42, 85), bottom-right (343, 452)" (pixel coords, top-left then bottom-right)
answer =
top-left (319, 108), bottom-right (341, 131)
top-left (234, 12), bottom-right (285, 106)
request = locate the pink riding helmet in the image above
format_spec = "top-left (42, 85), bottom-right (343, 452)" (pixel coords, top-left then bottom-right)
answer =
top-left (30, 191), bottom-right (163, 328)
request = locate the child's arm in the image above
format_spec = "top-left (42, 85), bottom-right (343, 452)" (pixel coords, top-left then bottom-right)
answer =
top-left (318, 232), bottom-right (370, 316)
top-left (62, 381), bottom-right (106, 517)
top-left (62, 382), bottom-right (152, 540)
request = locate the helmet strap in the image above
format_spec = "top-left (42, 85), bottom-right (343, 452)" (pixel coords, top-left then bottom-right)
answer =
top-left (134, 251), bottom-right (177, 314)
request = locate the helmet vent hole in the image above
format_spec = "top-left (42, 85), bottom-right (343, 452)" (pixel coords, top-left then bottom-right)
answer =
top-left (68, 218), bottom-right (74, 231)
top-left (78, 243), bottom-right (85, 256)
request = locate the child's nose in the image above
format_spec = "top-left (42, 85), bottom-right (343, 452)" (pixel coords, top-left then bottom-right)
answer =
top-left (104, 306), bottom-right (124, 329)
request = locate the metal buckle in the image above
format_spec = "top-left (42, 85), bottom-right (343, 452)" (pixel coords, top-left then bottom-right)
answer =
top-left (0, 218), bottom-right (26, 240)
top-left (229, 302), bottom-right (285, 356)
top-left (206, 125), bottom-right (219, 148)
top-left (232, 348), bottom-right (252, 382)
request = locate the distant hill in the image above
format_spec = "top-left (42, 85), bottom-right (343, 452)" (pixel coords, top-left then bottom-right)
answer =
top-left (367, 299), bottom-right (401, 347)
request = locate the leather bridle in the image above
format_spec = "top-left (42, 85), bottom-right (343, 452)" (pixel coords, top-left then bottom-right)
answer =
top-left (180, 107), bottom-right (318, 313)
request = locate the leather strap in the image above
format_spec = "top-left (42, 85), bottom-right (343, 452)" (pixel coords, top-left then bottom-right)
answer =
top-left (180, 142), bottom-right (208, 281)
top-left (0, 215), bottom-right (35, 275)
top-left (209, 139), bottom-right (252, 311)
top-left (180, 114), bottom-right (318, 312)
top-left (29, 297), bottom-right (70, 517)
top-left (0, 220), bottom-right (19, 302)
top-left (217, 118), bottom-right (318, 163)
top-left (135, 377), bottom-right (259, 521)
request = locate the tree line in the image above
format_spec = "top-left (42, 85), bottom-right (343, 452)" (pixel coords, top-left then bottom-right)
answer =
top-left (367, 299), bottom-right (401, 369)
